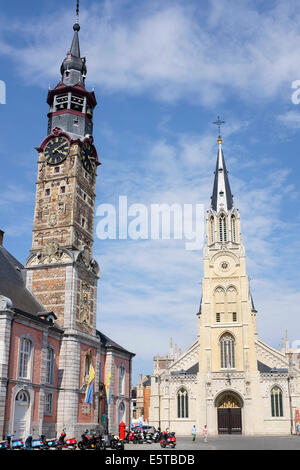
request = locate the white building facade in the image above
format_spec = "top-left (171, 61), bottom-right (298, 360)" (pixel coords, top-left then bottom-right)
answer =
top-left (149, 136), bottom-right (300, 436)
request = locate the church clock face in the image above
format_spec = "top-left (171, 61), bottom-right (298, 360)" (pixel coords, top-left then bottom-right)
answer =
top-left (44, 136), bottom-right (70, 165)
top-left (81, 141), bottom-right (94, 173)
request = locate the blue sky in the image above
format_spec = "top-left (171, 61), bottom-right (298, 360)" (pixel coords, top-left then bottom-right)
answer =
top-left (0, 0), bottom-right (300, 383)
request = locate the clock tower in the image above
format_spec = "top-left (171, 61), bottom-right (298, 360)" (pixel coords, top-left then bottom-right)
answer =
top-left (25, 5), bottom-right (101, 434)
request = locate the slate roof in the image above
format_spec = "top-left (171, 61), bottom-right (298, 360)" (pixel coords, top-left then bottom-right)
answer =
top-left (0, 245), bottom-right (45, 315)
top-left (211, 144), bottom-right (234, 212)
top-left (97, 330), bottom-right (135, 357)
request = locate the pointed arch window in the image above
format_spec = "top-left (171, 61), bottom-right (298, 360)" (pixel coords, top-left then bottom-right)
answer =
top-left (271, 386), bottom-right (283, 417)
top-left (210, 216), bottom-right (214, 244)
top-left (219, 213), bottom-right (227, 242)
top-left (220, 333), bottom-right (235, 369)
top-left (231, 215), bottom-right (236, 242)
top-left (177, 388), bottom-right (189, 418)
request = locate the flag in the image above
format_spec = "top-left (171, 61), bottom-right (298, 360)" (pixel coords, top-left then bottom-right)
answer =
top-left (84, 363), bottom-right (95, 404)
top-left (105, 371), bottom-right (112, 405)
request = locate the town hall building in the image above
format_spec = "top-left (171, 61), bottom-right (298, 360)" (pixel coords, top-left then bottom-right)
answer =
top-left (149, 133), bottom-right (300, 436)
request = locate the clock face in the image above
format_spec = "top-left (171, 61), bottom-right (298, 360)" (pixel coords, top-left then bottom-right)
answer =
top-left (44, 136), bottom-right (70, 165)
top-left (81, 142), bottom-right (94, 173)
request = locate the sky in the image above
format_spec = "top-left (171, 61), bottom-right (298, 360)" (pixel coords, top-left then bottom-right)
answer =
top-left (0, 0), bottom-right (300, 384)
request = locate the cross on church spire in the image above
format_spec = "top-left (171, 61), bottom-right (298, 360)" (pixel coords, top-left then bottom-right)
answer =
top-left (213, 116), bottom-right (225, 142)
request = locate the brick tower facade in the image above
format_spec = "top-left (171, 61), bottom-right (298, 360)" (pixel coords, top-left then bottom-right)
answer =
top-left (25, 15), bottom-right (102, 436)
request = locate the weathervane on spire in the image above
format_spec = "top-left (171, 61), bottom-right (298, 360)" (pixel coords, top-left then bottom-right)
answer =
top-left (213, 116), bottom-right (225, 142)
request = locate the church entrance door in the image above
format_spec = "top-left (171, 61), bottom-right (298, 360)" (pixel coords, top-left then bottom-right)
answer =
top-left (216, 392), bottom-right (242, 434)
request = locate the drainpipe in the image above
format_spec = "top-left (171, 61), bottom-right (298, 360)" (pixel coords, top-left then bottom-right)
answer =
top-left (2, 311), bottom-right (15, 439)
top-left (287, 374), bottom-right (294, 435)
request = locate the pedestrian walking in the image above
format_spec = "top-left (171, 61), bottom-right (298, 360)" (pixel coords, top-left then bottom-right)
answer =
top-left (191, 425), bottom-right (197, 442)
top-left (202, 425), bottom-right (208, 443)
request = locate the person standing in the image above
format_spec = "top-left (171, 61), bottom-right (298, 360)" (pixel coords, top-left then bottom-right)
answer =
top-left (191, 425), bottom-right (197, 442)
top-left (202, 425), bottom-right (208, 443)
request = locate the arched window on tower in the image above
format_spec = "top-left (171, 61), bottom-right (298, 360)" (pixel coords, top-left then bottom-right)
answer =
top-left (84, 352), bottom-right (92, 384)
top-left (271, 386), bottom-right (283, 417)
top-left (177, 388), bottom-right (189, 418)
top-left (210, 216), bottom-right (214, 244)
top-left (219, 213), bottom-right (227, 242)
top-left (231, 215), bottom-right (236, 242)
top-left (220, 333), bottom-right (235, 369)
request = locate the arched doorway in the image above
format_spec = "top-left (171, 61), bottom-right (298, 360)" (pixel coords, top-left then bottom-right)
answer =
top-left (13, 390), bottom-right (30, 439)
top-left (216, 391), bottom-right (242, 434)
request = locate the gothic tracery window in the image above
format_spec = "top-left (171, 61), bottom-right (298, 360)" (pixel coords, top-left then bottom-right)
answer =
top-left (219, 213), bottom-right (227, 242)
top-left (210, 216), bottom-right (214, 244)
top-left (271, 386), bottom-right (283, 417)
top-left (231, 214), bottom-right (236, 242)
top-left (220, 333), bottom-right (235, 369)
top-left (177, 388), bottom-right (189, 418)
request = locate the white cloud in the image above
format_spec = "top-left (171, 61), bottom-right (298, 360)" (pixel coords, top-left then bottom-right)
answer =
top-left (2, 0), bottom-right (300, 104)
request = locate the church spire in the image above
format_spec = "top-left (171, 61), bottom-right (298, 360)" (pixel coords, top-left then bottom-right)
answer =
top-left (46, 0), bottom-right (97, 139)
top-left (211, 118), bottom-right (234, 213)
top-left (60, 0), bottom-right (87, 86)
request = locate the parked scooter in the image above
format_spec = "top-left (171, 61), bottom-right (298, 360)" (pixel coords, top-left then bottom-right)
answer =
top-left (24, 434), bottom-right (46, 450)
top-left (9, 435), bottom-right (25, 450)
top-left (0, 434), bottom-right (12, 450)
top-left (56, 429), bottom-right (77, 450)
top-left (41, 435), bottom-right (58, 450)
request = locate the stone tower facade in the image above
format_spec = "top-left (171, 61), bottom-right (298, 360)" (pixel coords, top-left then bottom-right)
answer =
top-left (149, 135), bottom-right (300, 436)
top-left (196, 136), bottom-right (264, 434)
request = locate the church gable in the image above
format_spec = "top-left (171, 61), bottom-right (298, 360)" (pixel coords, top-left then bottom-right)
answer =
top-left (255, 339), bottom-right (289, 370)
top-left (166, 340), bottom-right (199, 374)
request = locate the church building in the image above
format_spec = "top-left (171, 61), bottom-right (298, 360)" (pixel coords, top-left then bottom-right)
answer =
top-left (0, 8), bottom-right (134, 440)
top-left (149, 133), bottom-right (300, 435)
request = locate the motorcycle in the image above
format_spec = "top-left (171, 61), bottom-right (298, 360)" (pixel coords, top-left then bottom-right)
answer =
top-left (160, 430), bottom-right (176, 448)
top-left (110, 435), bottom-right (124, 451)
top-left (124, 429), bottom-right (136, 444)
top-left (56, 429), bottom-right (77, 450)
top-left (143, 431), bottom-right (153, 444)
top-left (93, 432), bottom-right (106, 451)
top-left (153, 430), bottom-right (162, 443)
top-left (78, 429), bottom-right (92, 450)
